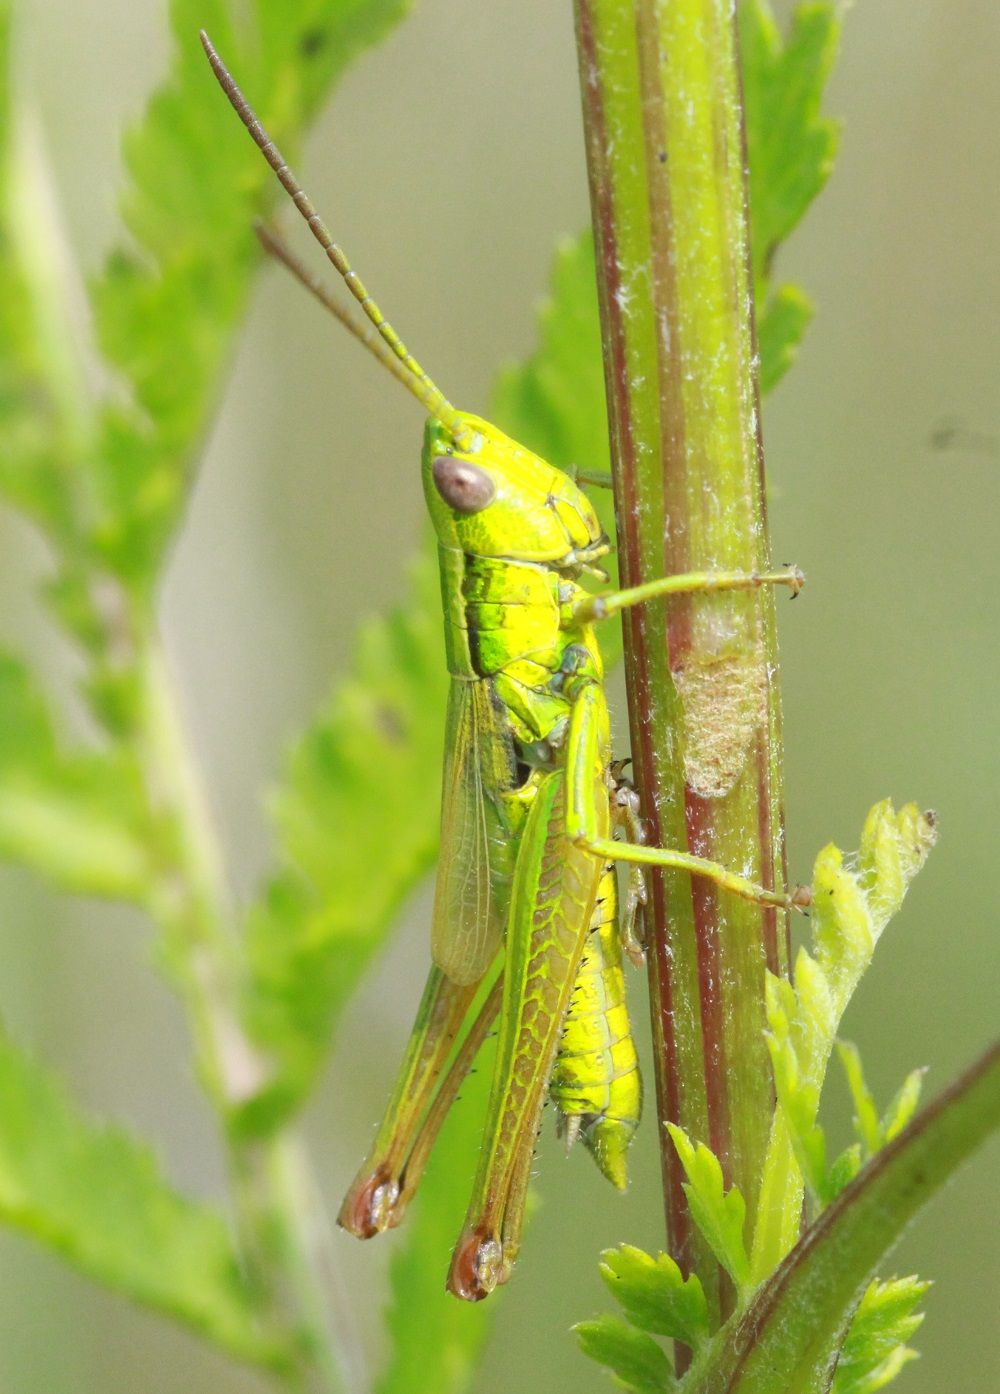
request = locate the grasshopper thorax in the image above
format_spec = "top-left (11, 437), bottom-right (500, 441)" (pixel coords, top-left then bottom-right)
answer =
top-left (422, 414), bottom-right (609, 572)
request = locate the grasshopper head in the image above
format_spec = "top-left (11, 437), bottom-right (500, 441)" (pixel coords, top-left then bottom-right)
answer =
top-left (422, 414), bottom-right (609, 573)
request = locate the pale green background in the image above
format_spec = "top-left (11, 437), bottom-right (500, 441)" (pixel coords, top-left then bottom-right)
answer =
top-left (0, 0), bottom-right (997, 1390)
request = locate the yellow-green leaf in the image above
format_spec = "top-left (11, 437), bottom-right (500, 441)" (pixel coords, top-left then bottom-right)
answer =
top-left (0, 1028), bottom-right (289, 1368)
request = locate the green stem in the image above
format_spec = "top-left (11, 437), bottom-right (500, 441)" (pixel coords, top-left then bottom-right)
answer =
top-left (134, 636), bottom-right (357, 1393)
top-left (573, 0), bottom-right (790, 1341)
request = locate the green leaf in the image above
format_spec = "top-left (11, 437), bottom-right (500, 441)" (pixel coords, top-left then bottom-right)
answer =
top-left (666, 1125), bottom-right (751, 1289)
top-left (0, 1027), bottom-right (289, 1369)
top-left (599, 1244), bottom-right (710, 1350)
top-left (752, 803), bottom-right (937, 1274)
top-left (838, 1042), bottom-right (882, 1157)
top-left (575, 1314), bottom-right (676, 1393)
top-left (89, 0), bottom-right (412, 599)
top-left (492, 233), bottom-right (614, 535)
top-left (832, 1278), bottom-right (929, 1394)
top-left (238, 551), bottom-right (448, 1132)
top-left (3, 0), bottom-right (414, 672)
top-left (684, 1042), bottom-right (999, 1394)
top-left (0, 653), bottom-right (154, 901)
top-left (374, 1040), bottom-right (495, 1394)
top-left (836, 1044), bottom-right (926, 1165)
top-left (0, 2), bottom-right (109, 661)
top-left (820, 1047), bottom-right (928, 1206)
top-left (825, 1144), bottom-right (862, 1200)
top-left (838, 1347), bottom-right (919, 1394)
top-left (757, 284), bottom-right (813, 396)
top-left (880, 1068), bottom-right (926, 1146)
top-left (764, 996), bottom-right (828, 1202)
top-left (740, 0), bottom-right (841, 386)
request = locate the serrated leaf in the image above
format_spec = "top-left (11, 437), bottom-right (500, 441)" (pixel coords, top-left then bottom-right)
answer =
top-left (740, 0), bottom-right (840, 386)
top-left (0, 653), bottom-right (154, 900)
top-left (808, 802), bottom-right (937, 1045)
top-left (666, 1125), bottom-right (750, 1289)
top-left (840, 1346), bottom-right (919, 1394)
top-left (599, 1244), bottom-right (709, 1350)
top-left (0, 4), bottom-right (108, 660)
top-left (752, 804), bottom-right (937, 1274)
top-left (741, 0), bottom-right (841, 276)
top-left (88, 0), bottom-right (412, 598)
top-left (832, 1278), bottom-right (929, 1394)
top-left (493, 234), bottom-right (610, 484)
top-left (764, 1021), bottom-right (827, 1202)
top-left (575, 1314), bottom-right (676, 1393)
top-left (374, 1038), bottom-right (494, 1394)
top-left (4, 0), bottom-right (415, 679)
top-left (238, 551), bottom-right (447, 1132)
top-left (0, 1028), bottom-right (288, 1368)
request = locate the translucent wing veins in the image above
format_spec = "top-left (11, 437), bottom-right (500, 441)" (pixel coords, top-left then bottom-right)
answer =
top-left (431, 679), bottom-right (518, 985)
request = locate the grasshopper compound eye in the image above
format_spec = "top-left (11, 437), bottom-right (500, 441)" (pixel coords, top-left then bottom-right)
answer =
top-left (432, 456), bottom-right (497, 514)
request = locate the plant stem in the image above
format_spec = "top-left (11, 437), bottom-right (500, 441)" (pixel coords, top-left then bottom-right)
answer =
top-left (134, 635), bottom-right (358, 1393)
top-left (573, 0), bottom-right (791, 1340)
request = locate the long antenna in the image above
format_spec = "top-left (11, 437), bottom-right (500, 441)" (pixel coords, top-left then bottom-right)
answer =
top-left (254, 220), bottom-right (430, 398)
top-left (200, 30), bottom-right (474, 450)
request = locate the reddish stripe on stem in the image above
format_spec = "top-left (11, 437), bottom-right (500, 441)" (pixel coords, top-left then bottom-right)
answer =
top-left (575, 0), bottom-right (692, 1274)
top-left (637, 0), bottom-right (733, 1188)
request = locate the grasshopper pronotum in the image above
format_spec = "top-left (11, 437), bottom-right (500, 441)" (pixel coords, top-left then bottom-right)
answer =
top-left (202, 31), bottom-right (808, 1301)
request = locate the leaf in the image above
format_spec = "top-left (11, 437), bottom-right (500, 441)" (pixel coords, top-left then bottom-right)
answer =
top-left (599, 1243), bottom-right (709, 1350)
top-left (832, 1277), bottom-right (929, 1394)
top-left (666, 1125), bottom-right (751, 1290)
top-left (238, 551), bottom-right (448, 1133)
top-left (0, 1027), bottom-right (289, 1369)
top-left (825, 1144), bottom-right (862, 1200)
top-left (492, 233), bottom-right (614, 533)
top-left (837, 1347), bottom-right (919, 1394)
top-left (683, 1041), bottom-right (999, 1394)
top-left (880, 1068), bottom-right (926, 1146)
top-left (836, 1044), bottom-right (925, 1161)
top-left (4, 0), bottom-right (414, 670)
top-left (740, 0), bottom-right (841, 387)
top-left (752, 803), bottom-right (937, 1274)
top-left (819, 1046), bottom-right (927, 1203)
top-left (0, 653), bottom-right (154, 901)
top-left (374, 1039), bottom-right (495, 1394)
top-left (757, 284), bottom-right (812, 397)
top-left (0, 3), bottom-right (110, 664)
top-left (764, 995), bottom-right (828, 1202)
top-left (89, 0), bottom-right (412, 599)
top-left (837, 1042), bottom-right (882, 1157)
top-left (575, 1314), bottom-right (676, 1393)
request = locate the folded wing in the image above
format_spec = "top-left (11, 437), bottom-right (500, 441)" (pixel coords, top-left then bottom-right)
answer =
top-left (431, 678), bottom-right (518, 985)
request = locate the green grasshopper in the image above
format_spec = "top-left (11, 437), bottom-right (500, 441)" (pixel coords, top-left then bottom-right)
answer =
top-left (202, 32), bottom-right (808, 1302)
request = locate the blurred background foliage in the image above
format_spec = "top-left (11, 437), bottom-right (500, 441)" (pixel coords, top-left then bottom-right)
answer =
top-left (0, 0), bottom-right (997, 1390)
